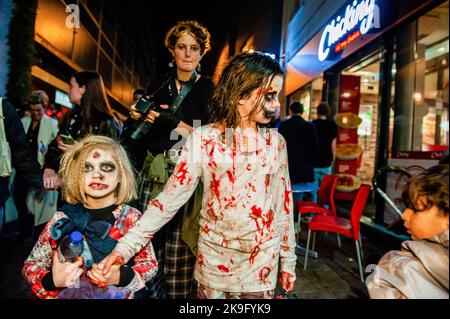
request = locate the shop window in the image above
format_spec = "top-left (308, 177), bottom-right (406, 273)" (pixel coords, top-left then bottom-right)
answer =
top-left (391, 1), bottom-right (449, 152)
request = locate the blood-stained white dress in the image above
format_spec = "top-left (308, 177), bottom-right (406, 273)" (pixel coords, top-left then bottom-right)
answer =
top-left (115, 125), bottom-right (297, 293)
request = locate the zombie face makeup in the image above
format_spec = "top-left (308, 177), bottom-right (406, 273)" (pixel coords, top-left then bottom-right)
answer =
top-left (238, 75), bottom-right (283, 126)
top-left (83, 147), bottom-right (120, 208)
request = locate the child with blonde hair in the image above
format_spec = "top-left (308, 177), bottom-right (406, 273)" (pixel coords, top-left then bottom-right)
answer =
top-left (23, 135), bottom-right (158, 299)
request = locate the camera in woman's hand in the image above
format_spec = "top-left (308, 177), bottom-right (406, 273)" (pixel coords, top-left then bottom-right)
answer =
top-left (126, 95), bottom-right (158, 141)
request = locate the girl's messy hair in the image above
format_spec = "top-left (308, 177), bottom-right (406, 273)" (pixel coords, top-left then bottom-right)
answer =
top-left (59, 135), bottom-right (136, 205)
top-left (209, 51), bottom-right (284, 131)
top-left (402, 164), bottom-right (449, 215)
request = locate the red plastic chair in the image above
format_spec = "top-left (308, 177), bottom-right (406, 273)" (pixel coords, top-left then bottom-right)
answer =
top-left (303, 184), bottom-right (371, 283)
top-left (295, 174), bottom-right (338, 216)
top-left (294, 175), bottom-right (338, 243)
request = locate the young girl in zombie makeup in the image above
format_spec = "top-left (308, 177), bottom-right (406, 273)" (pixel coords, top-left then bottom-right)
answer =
top-left (22, 135), bottom-right (158, 299)
top-left (368, 164), bottom-right (448, 299)
top-left (100, 52), bottom-right (297, 299)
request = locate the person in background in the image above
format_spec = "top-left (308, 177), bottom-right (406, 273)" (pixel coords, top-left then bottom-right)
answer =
top-left (367, 164), bottom-right (448, 299)
top-left (13, 91), bottom-right (59, 240)
top-left (42, 71), bottom-right (120, 192)
top-left (279, 101), bottom-right (320, 204)
top-left (0, 97), bottom-right (42, 237)
top-left (313, 102), bottom-right (337, 187)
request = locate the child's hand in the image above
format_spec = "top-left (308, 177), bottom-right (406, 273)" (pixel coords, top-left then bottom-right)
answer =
top-left (279, 271), bottom-right (295, 293)
top-left (51, 250), bottom-right (84, 288)
top-left (100, 251), bottom-right (125, 275)
top-left (87, 263), bottom-right (121, 286)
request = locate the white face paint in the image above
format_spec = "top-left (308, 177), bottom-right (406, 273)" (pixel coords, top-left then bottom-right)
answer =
top-left (238, 75), bottom-right (283, 126)
top-left (83, 148), bottom-right (120, 208)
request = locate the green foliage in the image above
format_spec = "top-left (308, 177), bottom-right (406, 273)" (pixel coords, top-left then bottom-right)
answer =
top-left (6, 0), bottom-right (38, 109)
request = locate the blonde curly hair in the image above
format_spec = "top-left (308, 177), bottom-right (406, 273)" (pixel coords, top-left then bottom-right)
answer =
top-left (58, 135), bottom-right (136, 205)
top-left (164, 20), bottom-right (211, 56)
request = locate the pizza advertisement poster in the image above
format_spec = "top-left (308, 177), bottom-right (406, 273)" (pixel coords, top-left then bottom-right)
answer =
top-left (335, 159), bottom-right (359, 175)
top-left (337, 128), bottom-right (359, 144)
top-left (335, 75), bottom-right (362, 201)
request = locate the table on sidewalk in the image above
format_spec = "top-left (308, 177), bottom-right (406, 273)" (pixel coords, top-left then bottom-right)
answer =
top-left (292, 182), bottom-right (319, 259)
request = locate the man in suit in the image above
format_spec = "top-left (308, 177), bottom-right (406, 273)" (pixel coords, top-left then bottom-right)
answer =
top-left (13, 91), bottom-right (58, 240)
top-left (279, 102), bottom-right (320, 204)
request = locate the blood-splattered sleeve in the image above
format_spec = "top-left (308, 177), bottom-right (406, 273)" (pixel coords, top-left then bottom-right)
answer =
top-left (114, 130), bottom-right (203, 262)
top-left (120, 208), bottom-right (159, 292)
top-left (273, 135), bottom-right (297, 281)
top-left (22, 212), bottom-right (66, 299)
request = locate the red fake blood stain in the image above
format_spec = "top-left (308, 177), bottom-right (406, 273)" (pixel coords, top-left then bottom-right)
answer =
top-left (201, 223), bottom-right (211, 234)
top-left (149, 199), bottom-right (164, 212)
top-left (217, 265), bottom-right (229, 273)
top-left (248, 183), bottom-right (256, 192)
top-left (249, 246), bottom-right (260, 264)
top-left (197, 252), bottom-right (205, 267)
top-left (266, 133), bottom-right (272, 146)
top-left (249, 205), bottom-right (263, 219)
top-left (284, 189), bottom-right (291, 214)
top-left (265, 209), bottom-right (274, 229)
top-left (174, 162), bottom-right (188, 185)
top-left (259, 266), bottom-right (272, 284)
top-left (221, 234), bottom-right (230, 248)
top-left (246, 164), bottom-right (252, 171)
top-left (226, 170), bottom-right (235, 183)
top-left (207, 202), bottom-right (218, 220)
top-left (282, 235), bottom-right (289, 243)
top-left (265, 174), bottom-right (270, 193)
top-left (210, 173), bottom-right (221, 202)
top-left (92, 151), bottom-right (101, 159)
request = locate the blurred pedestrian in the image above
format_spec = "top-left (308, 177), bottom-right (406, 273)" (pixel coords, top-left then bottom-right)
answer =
top-left (120, 20), bottom-right (214, 298)
top-left (279, 101), bottom-right (320, 203)
top-left (42, 71), bottom-right (120, 192)
top-left (13, 91), bottom-right (59, 240)
top-left (313, 102), bottom-right (338, 187)
top-left (0, 97), bottom-right (42, 237)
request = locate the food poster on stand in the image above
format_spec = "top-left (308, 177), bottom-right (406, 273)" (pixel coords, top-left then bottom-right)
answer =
top-left (334, 74), bottom-right (363, 200)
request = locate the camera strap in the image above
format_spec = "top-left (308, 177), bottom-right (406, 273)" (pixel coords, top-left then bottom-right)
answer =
top-left (170, 70), bottom-right (198, 114)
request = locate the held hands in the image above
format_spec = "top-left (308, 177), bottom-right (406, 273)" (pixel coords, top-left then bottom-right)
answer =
top-left (87, 263), bottom-right (121, 287)
top-left (43, 168), bottom-right (61, 190)
top-left (85, 251), bottom-right (125, 287)
top-left (51, 250), bottom-right (84, 288)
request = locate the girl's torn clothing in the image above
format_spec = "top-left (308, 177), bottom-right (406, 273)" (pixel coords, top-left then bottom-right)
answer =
top-left (114, 125), bottom-right (297, 293)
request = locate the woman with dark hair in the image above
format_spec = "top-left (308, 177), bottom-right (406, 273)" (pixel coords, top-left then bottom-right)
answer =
top-left (100, 51), bottom-right (297, 299)
top-left (120, 20), bottom-right (214, 299)
top-left (43, 71), bottom-right (120, 191)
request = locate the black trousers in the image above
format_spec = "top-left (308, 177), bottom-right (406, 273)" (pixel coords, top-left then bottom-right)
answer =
top-left (13, 176), bottom-right (33, 236)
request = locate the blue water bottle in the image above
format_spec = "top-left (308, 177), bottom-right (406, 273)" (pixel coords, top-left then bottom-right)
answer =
top-left (58, 231), bottom-right (84, 263)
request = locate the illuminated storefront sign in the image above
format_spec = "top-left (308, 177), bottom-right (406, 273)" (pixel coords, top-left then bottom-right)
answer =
top-left (318, 0), bottom-right (377, 62)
